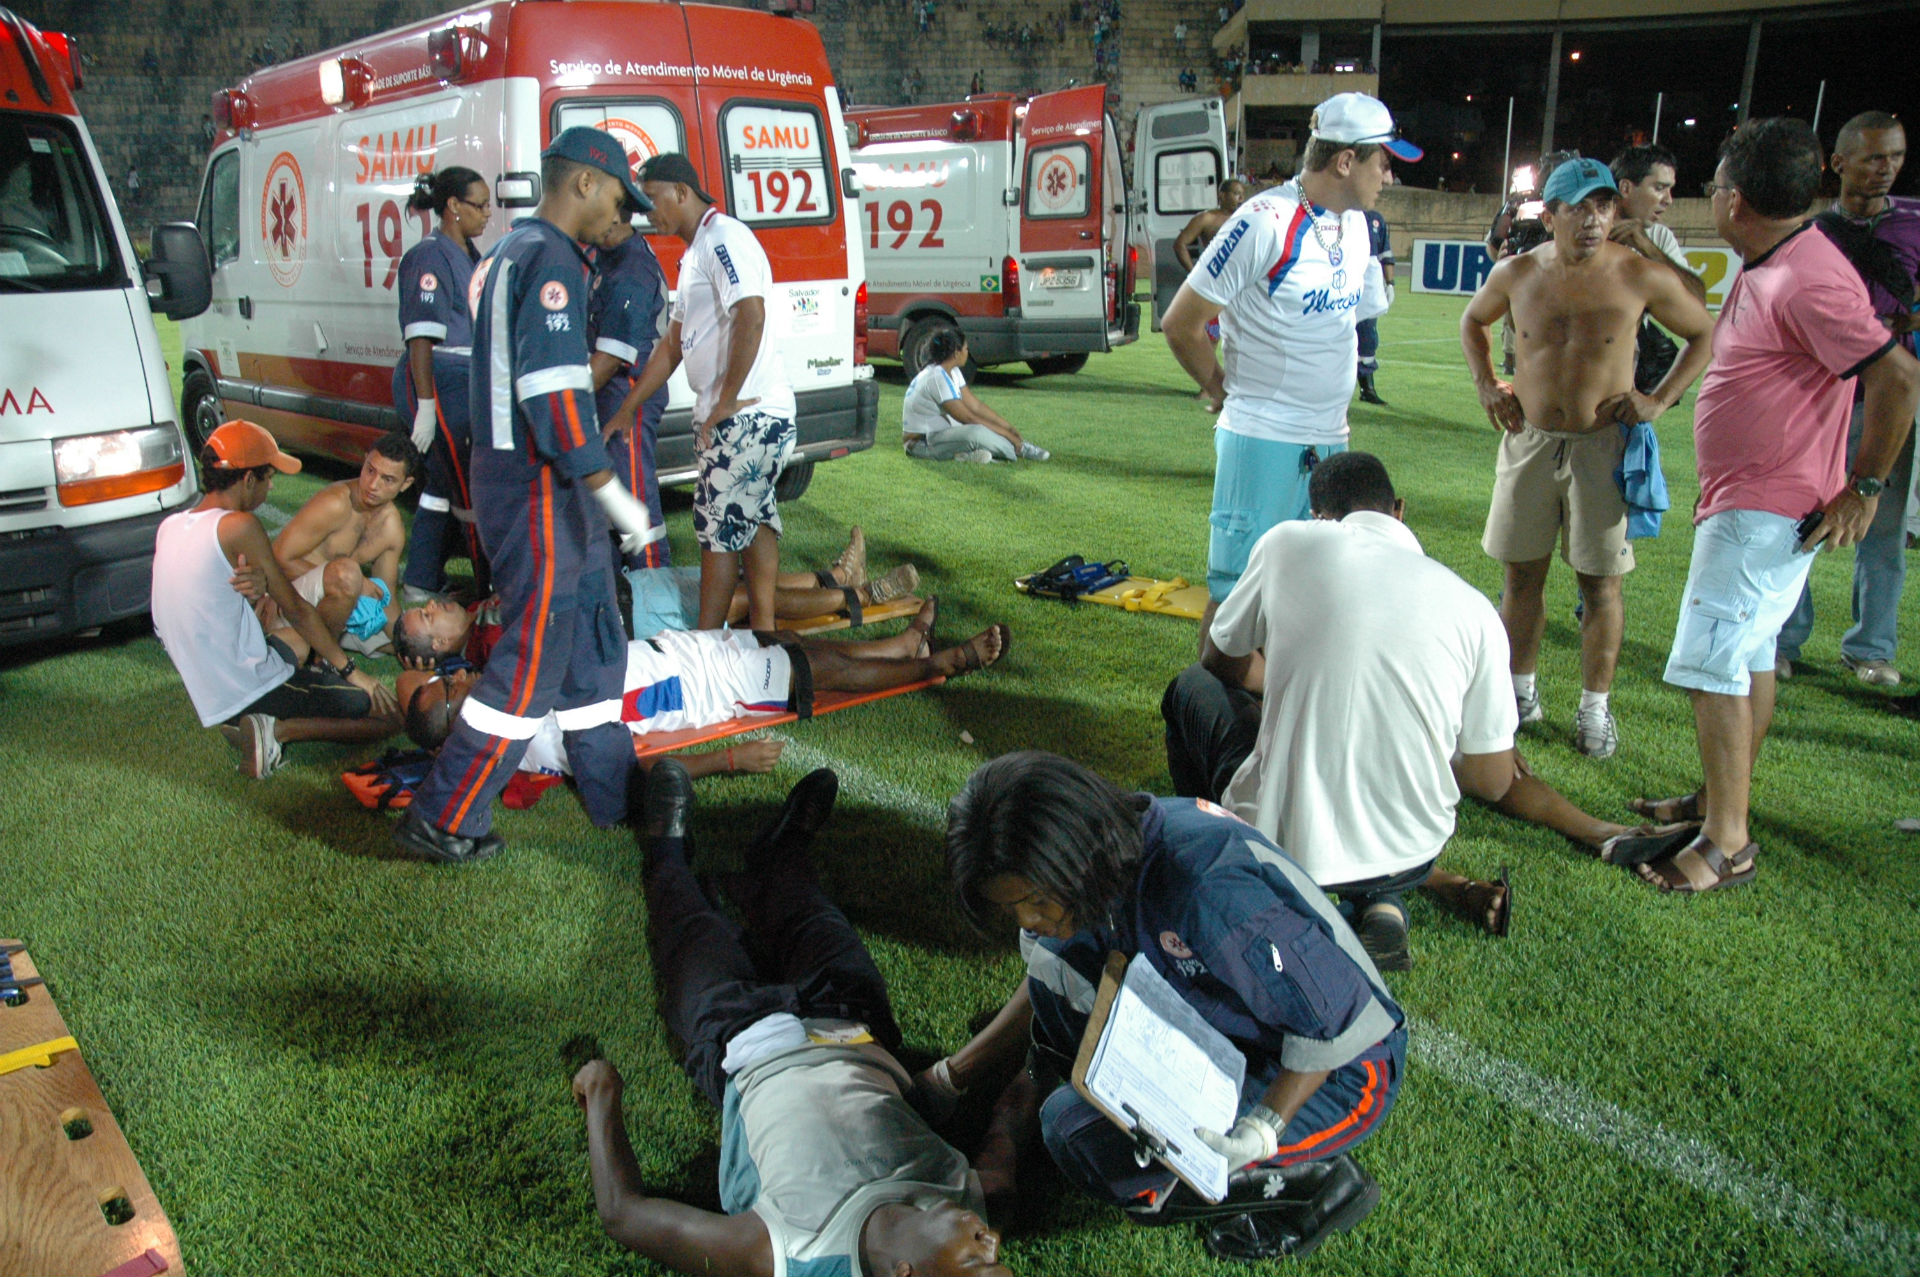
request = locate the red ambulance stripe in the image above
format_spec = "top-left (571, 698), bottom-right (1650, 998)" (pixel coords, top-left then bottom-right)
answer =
top-left (1273, 1059), bottom-right (1386, 1166)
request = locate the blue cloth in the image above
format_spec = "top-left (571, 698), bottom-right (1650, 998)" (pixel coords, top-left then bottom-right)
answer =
top-left (346, 577), bottom-right (391, 641)
top-left (1208, 433), bottom-right (1346, 601)
top-left (1615, 421), bottom-right (1669, 539)
top-left (590, 234), bottom-right (671, 568)
top-left (396, 230), bottom-right (478, 348)
top-left (394, 230), bottom-right (485, 591)
top-left (1024, 799), bottom-right (1404, 1204)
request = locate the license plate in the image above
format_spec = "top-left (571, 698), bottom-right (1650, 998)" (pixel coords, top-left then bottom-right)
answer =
top-left (1039, 269), bottom-right (1082, 289)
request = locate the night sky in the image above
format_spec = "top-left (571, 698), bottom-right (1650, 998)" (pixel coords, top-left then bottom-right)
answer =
top-left (1378, 5), bottom-right (1920, 196)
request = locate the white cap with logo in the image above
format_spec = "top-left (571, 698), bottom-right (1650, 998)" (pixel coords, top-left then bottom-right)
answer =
top-left (1308, 93), bottom-right (1424, 162)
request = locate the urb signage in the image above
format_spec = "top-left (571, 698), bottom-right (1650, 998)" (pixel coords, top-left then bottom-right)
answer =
top-left (1411, 238), bottom-right (1742, 307)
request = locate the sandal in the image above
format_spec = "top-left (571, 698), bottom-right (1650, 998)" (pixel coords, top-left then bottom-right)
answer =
top-left (957, 623), bottom-right (1009, 674)
top-left (1426, 870), bottom-right (1511, 938)
top-left (1597, 822), bottom-right (1701, 868)
top-left (1627, 790), bottom-right (1703, 824)
top-left (1636, 835), bottom-right (1758, 894)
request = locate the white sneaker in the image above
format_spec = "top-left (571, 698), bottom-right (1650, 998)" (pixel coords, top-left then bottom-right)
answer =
top-left (1843, 654), bottom-right (1901, 687)
top-left (1516, 686), bottom-right (1543, 725)
top-left (1774, 656), bottom-right (1794, 679)
top-left (219, 713), bottom-right (283, 779)
top-left (958, 448), bottom-right (996, 464)
top-left (1018, 441), bottom-right (1051, 461)
top-left (1573, 704), bottom-right (1618, 759)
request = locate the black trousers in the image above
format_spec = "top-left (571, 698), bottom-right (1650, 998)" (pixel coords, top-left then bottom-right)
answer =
top-left (645, 838), bottom-right (901, 1109)
top-left (1161, 663), bottom-right (1433, 906)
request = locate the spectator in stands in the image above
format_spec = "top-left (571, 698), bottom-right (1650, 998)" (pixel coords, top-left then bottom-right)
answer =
top-left (1174, 18), bottom-right (1188, 42)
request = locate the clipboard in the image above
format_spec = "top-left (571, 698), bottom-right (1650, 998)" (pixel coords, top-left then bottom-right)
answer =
top-left (1069, 951), bottom-right (1246, 1203)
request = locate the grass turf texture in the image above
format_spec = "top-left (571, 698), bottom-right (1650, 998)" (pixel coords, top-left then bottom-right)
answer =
top-left (1, 296), bottom-right (1914, 1274)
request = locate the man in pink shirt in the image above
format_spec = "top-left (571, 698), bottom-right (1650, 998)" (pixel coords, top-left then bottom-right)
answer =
top-left (1631, 119), bottom-right (1920, 892)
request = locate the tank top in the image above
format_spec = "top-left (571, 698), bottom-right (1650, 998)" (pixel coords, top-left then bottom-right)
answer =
top-left (150, 507), bottom-right (294, 726)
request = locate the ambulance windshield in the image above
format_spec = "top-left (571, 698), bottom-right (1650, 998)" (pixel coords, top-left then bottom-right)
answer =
top-left (0, 113), bottom-right (122, 291)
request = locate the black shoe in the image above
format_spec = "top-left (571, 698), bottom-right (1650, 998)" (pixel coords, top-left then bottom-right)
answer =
top-left (748, 768), bottom-right (839, 868)
top-left (392, 809), bottom-right (505, 865)
top-left (1357, 387), bottom-right (1387, 405)
top-left (642, 760), bottom-right (696, 843)
top-left (1203, 1153), bottom-right (1380, 1263)
top-left (1356, 900), bottom-right (1412, 971)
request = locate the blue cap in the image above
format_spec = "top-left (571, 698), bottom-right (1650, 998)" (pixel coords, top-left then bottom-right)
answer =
top-left (541, 126), bottom-right (651, 213)
top-left (1542, 157), bottom-right (1616, 208)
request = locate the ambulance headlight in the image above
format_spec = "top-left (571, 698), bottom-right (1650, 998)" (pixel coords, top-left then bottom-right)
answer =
top-left (53, 426), bottom-right (187, 507)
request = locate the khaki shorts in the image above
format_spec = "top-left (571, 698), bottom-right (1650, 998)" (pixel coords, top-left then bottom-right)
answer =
top-left (1482, 424), bottom-right (1634, 576)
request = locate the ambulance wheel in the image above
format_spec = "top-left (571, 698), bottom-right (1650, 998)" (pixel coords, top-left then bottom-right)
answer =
top-left (774, 460), bottom-right (814, 502)
top-left (1026, 353), bottom-right (1089, 376)
top-left (901, 317), bottom-right (964, 379)
top-left (181, 369), bottom-right (225, 453)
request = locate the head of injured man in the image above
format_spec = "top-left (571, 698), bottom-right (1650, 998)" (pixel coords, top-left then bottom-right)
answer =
top-left (394, 597), bottom-right (475, 663)
top-left (398, 667), bottom-right (478, 750)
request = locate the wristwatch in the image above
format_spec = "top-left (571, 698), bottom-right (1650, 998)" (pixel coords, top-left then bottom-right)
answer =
top-left (1848, 473), bottom-right (1886, 499)
top-left (327, 656), bottom-right (357, 679)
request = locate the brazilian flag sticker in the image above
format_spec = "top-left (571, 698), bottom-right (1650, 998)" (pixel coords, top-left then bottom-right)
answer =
top-left (980, 275), bottom-right (1000, 292)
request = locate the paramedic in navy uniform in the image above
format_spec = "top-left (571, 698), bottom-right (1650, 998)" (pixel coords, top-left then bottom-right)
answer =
top-left (395, 128), bottom-right (665, 864)
top-left (931, 752), bottom-right (1406, 1263)
top-left (589, 213), bottom-right (672, 572)
top-left (393, 166), bottom-right (489, 600)
top-left (1160, 92), bottom-right (1421, 649)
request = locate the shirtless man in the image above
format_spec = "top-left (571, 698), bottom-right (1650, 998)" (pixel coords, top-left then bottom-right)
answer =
top-left (268, 431), bottom-right (419, 651)
top-left (1172, 179), bottom-right (1252, 271)
top-left (1462, 157), bottom-right (1714, 759)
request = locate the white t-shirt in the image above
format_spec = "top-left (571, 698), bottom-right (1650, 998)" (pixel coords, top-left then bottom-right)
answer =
top-left (1643, 221), bottom-right (1697, 274)
top-left (672, 207), bottom-right (796, 425)
top-left (150, 507), bottom-right (295, 726)
top-left (902, 363), bottom-right (965, 438)
top-left (1184, 179), bottom-right (1369, 445)
top-left (1210, 511), bottom-right (1518, 885)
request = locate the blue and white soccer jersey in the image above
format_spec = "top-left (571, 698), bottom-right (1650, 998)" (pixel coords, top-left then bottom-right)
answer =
top-left (1184, 179), bottom-right (1370, 446)
top-left (902, 362), bottom-right (966, 441)
top-left (590, 233), bottom-right (671, 567)
top-left (392, 229), bottom-right (484, 592)
top-left (410, 218), bottom-right (631, 838)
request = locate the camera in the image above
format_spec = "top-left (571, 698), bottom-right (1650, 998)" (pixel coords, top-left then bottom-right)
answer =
top-left (1490, 151), bottom-right (1580, 257)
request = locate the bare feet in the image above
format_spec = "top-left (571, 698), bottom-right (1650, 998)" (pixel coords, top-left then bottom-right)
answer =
top-left (1424, 869), bottom-right (1510, 936)
top-left (831, 526), bottom-right (867, 588)
top-left (936, 623), bottom-right (1009, 678)
top-left (726, 738), bottom-right (785, 774)
top-left (908, 596), bottom-right (938, 657)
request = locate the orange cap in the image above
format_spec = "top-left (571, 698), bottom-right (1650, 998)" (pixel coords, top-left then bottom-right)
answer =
top-left (205, 420), bottom-right (301, 473)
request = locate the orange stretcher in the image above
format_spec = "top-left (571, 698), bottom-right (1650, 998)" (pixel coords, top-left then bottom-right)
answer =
top-left (783, 595), bottom-right (924, 634)
top-left (631, 677), bottom-right (943, 758)
top-left (0, 942), bottom-right (183, 1277)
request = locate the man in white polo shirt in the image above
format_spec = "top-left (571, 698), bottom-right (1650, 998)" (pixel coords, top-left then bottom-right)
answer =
top-left (1162, 453), bottom-right (1520, 970)
top-left (618, 153), bottom-right (797, 634)
top-left (1161, 92), bottom-right (1421, 642)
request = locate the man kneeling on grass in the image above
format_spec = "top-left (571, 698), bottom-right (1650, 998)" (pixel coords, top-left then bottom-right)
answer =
top-left (151, 422), bottom-right (401, 778)
top-left (572, 762), bottom-right (1024, 1276)
top-left (394, 601), bottom-right (1008, 830)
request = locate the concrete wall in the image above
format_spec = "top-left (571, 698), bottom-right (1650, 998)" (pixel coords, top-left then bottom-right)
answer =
top-left (1374, 186), bottom-right (1725, 260)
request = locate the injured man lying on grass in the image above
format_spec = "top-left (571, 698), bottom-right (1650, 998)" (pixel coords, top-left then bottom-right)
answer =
top-left (573, 763), bottom-right (1029, 1277)
top-left (394, 601), bottom-right (1008, 813)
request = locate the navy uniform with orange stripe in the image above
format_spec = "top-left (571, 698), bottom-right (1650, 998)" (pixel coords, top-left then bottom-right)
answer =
top-left (1024, 798), bottom-right (1406, 1207)
top-left (392, 228), bottom-right (484, 594)
top-left (407, 216), bottom-right (635, 838)
top-left (589, 231), bottom-right (671, 569)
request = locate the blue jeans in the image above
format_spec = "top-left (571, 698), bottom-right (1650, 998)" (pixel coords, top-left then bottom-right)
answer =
top-left (1777, 405), bottom-right (1915, 664)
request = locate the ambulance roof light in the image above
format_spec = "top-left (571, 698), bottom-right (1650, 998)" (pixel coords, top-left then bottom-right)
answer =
top-left (42, 29), bottom-right (81, 91)
top-left (949, 109), bottom-right (980, 142)
top-left (428, 26), bottom-right (476, 81)
top-left (318, 59), bottom-right (345, 105)
top-left (211, 87), bottom-right (252, 131)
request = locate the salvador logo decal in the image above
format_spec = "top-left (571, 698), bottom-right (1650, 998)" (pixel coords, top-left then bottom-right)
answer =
top-left (261, 152), bottom-right (307, 288)
top-left (541, 281), bottom-right (570, 311)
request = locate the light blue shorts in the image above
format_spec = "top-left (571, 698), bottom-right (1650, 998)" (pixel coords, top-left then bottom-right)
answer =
top-left (1207, 431), bottom-right (1346, 601)
top-left (1663, 509), bottom-right (1817, 696)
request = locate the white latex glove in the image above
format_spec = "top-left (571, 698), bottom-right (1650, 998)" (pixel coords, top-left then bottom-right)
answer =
top-left (1384, 283), bottom-right (1396, 307)
top-left (592, 477), bottom-right (666, 556)
top-left (411, 398), bottom-right (438, 453)
top-left (910, 1056), bottom-right (964, 1125)
top-left (1194, 1105), bottom-right (1282, 1165)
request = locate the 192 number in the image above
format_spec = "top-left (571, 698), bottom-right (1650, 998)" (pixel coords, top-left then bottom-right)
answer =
top-left (355, 200), bottom-right (432, 290)
top-left (866, 198), bottom-right (945, 250)
top-left (744, 169), bottom-right (820, 216)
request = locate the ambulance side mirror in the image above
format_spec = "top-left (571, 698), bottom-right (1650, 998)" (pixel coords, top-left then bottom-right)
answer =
top-left (143, 222), bottom-right (212, 320)
top-left (497, 172), bottom-right (541, 210)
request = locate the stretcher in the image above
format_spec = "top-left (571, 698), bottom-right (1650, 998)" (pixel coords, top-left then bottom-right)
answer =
top-left (783, 595), bottom-right (924, 635)
top-left (0, 942), bottom-right (182, 1277)
top-left (630, 676), bottom-right (943, 758)
top-left (1015, 572), bottom-right (1209, 620)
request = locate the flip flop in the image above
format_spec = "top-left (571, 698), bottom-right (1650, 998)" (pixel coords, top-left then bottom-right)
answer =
top-left (1627, 791), bottom-right (1703, 824)
top-left (1597, 822), bottom-right (1702, 868)
top-left (1636, 836), bottom-right (1758, 894)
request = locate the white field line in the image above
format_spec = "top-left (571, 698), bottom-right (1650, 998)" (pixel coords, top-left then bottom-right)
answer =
top-left (257, 502), bottom-right (291, 530)
top-left (775, 730), bottom-right (1920, 1271)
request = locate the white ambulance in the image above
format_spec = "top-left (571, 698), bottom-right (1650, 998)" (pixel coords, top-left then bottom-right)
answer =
top-left (177, 0), bottom-right (874, 500)
top-left (848, 90), bottom-right (1225, 375)
top-left (0, 7), bottom-right (211, 647)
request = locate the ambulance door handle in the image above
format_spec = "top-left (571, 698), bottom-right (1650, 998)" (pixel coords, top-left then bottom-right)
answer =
top-left (1078, 231), bottom-right (1093, 240)
top-left (841, 168), bottom-right (859, 200)
top-left (239, 296), bottom-right (253, 320)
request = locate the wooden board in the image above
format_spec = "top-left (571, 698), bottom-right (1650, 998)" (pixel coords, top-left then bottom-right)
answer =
top-left (0, 943), bottom-right (182, 1277)
top-left (1015, 574), bottom-right (1209, 620)
top-left (632, 677), bottom-right (944, 758)
top-left (783, 595), bottom-right (924, 635)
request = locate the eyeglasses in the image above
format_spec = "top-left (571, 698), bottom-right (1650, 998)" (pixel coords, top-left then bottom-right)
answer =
top-left (1701, 181), bottom-right (1735, 198)
top-left (456, 196), bottom-right (491, 214)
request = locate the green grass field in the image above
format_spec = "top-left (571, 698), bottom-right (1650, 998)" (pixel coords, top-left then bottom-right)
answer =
top-left (3, 294), bottom-right (1916, 1274)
